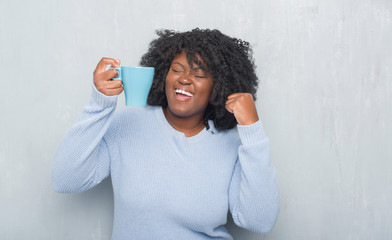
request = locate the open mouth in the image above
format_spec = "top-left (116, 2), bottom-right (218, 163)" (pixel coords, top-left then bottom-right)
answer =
top-left (175, 89), bottom-right (194, 99)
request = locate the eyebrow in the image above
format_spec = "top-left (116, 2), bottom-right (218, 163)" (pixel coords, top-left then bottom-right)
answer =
top-left (172, 61), bottom-right (206, 73)
top-left (172, 62), bottom-right (184, 67)
top-left (192, 67), bottom-right (204, 72)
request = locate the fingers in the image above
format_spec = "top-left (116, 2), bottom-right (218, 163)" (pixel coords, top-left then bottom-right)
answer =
top-left (225, 98), bottom-right (238, 113)
top-left (225, 98), bottom-right (236, 107)
top-left (96, 80), bottom-right (122, 90)
top-left (225, 93), bottom-right (254, 114)
top-left (93, 57), bottom-right (122, 96)
top-left (106, 80), bottom-right (123, 89)
top-left (94, 57), bottom-right (121, 74)
top-left (227, 93), bottom-right (242, 99)
top-left (94, 69), bottom-right (119, 90)
top-left (225, 93), bottom-right (259, 125)
top-left (96, 80), bottom-right (123, 96)
top-left (105, 87), bottom-right (124, 96)
top-left (225, 94), bottom-right (241, 113)
top-left (100, 68), bottom-right (119, 80)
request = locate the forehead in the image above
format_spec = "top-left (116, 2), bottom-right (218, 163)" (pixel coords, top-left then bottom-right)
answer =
top-left (171, 51), bottom-right (206, 69)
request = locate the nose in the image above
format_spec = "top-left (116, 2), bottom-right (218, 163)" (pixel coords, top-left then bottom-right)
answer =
top-left (178, 74), bottom-right (192, 85)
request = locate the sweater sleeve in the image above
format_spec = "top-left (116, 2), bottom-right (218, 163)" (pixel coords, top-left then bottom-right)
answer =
top-left (52, 85), bottom-right (119, 193)
top-left (228, 120), bottom-right (280, 233)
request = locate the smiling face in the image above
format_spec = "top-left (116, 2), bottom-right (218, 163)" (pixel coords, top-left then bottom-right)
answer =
top-left (165, 51), bottom-right (214, 119)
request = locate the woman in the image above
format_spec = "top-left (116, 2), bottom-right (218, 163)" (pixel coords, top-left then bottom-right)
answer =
top-left (52, 28), bottom-right (279, 239)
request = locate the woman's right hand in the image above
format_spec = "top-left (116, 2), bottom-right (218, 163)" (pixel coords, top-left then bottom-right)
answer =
top-left (93, 57), bottom-right (123, 96)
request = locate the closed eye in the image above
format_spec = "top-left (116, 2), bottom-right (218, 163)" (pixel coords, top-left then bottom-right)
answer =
top-left (195, 75), bottom-right (206, 78)
top-left (192, 67), bottom-right (207, 79)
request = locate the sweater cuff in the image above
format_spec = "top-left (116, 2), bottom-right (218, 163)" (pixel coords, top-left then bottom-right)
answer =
top-left (237, 120), bottom-right (267, 145)
top-left (90, 84), bottom-right (118, 108)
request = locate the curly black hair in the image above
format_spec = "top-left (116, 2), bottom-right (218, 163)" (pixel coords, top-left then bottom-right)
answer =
top-left (140, 28), bottom-right (258, 131)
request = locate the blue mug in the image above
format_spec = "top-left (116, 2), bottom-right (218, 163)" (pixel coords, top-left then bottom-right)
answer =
top-left (113, 66), bottom-right (155, 107)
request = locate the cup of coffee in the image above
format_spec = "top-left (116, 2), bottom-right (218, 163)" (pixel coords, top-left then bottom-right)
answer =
top-left (112, 66), bottom-right (155, 107)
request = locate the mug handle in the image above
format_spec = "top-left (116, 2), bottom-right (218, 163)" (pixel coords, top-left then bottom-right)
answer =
top-left (111, 67), bottom-right (121, 80)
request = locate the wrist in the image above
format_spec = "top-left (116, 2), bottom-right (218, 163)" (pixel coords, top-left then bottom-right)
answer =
top-left (91, 84), bottom-right (118, 108)
top-left (236, 113), bottom-right (259, 125)
top-left (237, 120), bottom-right (267, 144)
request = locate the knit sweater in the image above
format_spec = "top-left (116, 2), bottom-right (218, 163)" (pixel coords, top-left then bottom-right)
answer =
top-left (52, 85), bottom-right (280, 240)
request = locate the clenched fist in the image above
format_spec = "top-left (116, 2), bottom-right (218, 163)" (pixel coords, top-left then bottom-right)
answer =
top-left (225, 93), bottom-right (259, 125)
top-left (93, 57), bottom-right (123, 96)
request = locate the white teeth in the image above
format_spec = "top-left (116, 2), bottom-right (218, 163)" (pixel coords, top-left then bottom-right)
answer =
top-left (175, 89), bottom-right (193, 97)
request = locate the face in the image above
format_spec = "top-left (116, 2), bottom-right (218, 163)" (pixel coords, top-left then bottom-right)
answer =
top-left (165, 51), bottom-right (214, 118)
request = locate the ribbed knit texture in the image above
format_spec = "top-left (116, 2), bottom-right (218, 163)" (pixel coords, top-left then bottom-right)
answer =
top-left (52, 85), bottom-right (280, 240)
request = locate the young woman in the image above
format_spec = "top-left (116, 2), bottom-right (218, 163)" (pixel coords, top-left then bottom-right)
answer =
top-left (52, 28), bottom-right (279, 240)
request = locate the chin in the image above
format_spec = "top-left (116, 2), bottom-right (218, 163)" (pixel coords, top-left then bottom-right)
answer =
top-left (168, 105), bottom-right (194, 118)
top-left (167, 103), bottom-right (206, 118)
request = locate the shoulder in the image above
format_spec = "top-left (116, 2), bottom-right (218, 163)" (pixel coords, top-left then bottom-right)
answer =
top-left (207, 120), bottom-right (241, 146)
top-left (113, 105), bottom-right (159, 121)
top-left (110, 105), bottom-right (161, 131)
top-left (207, 120), bottom-right (267, 147)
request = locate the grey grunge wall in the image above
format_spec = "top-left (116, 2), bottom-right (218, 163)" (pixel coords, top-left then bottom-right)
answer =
top-left (0, 0), bottom-right (391, 239)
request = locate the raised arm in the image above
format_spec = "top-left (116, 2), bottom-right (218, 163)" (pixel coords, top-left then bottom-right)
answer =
top-left (52, 58), bottom-right (122, 193)
top-left (226, 93), bottom-right (280, 233)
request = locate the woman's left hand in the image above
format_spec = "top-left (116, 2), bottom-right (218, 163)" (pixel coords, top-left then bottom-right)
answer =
top-left (225, 93), bottom-right (259, 125)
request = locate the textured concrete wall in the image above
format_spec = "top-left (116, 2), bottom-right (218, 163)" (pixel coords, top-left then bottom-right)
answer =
top-left (1, 0), bottom-right (391, 239)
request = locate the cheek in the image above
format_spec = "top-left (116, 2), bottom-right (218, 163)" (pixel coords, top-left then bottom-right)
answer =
top-left (165, 75), bottom-right (173, 91)
top-left (199, 83), bottom-right (214, 102)
top-left (165, 71), bottom-right (178, 86)
top-left (204, 80), bottom-right (214, 95)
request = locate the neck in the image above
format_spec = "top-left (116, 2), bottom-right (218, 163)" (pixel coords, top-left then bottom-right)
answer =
top-left (163, 107), bottom-right (205, 137)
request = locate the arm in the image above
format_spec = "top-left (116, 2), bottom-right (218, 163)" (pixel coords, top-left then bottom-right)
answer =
top-left (228, 121), bottom-right (280, 233)
top-left (226, 93), bottom-right (280, 232)
top-left (52, 57), bottom-right (122, 193)
top-left (52, 85), bottom-right (118, 193)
